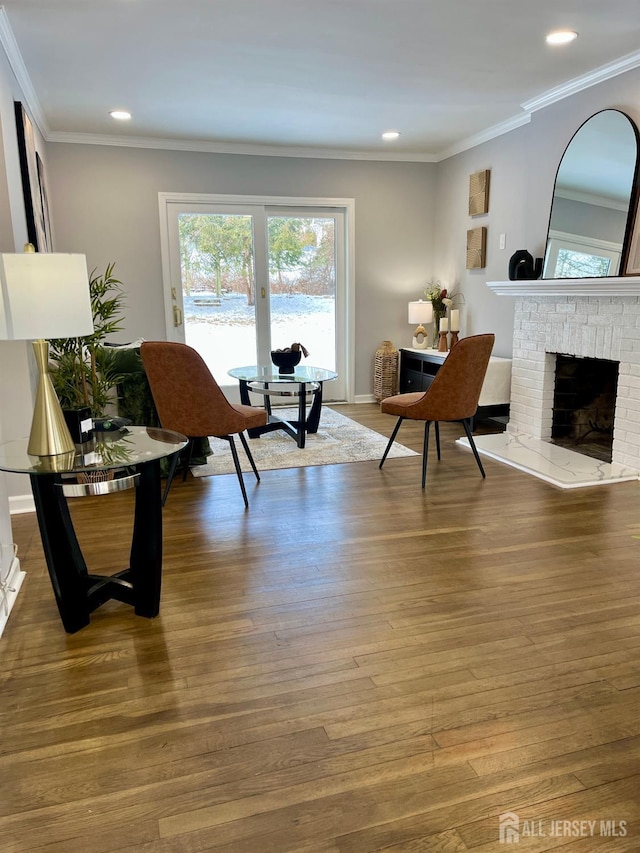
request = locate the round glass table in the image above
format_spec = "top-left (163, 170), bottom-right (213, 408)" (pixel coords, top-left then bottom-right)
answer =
top-left (228, 365), bottom-right (338, 448)
top-left (0, 427), bottom-right (187, 633)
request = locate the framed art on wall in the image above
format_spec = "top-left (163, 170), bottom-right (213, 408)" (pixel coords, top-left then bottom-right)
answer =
top-left (14, 101), bottom-right (53, 252)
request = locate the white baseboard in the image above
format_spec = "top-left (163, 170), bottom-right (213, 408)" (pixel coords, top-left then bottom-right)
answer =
top-left (9, 494), bottom-right (35, 515)
top-left (0, 556), bottom-right (25, 637)
top-left (354, 394), bottom-right (378, 404)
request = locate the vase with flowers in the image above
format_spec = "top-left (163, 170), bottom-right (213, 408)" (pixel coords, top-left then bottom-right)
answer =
top-left (424, 281), bottom-right (455, 347)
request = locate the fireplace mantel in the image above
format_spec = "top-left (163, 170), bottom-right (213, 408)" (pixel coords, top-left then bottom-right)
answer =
top-left (487, 277), bottom-right (640, 297)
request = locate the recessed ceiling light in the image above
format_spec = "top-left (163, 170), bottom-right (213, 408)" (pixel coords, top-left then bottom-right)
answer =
top-left (109, 110), bottom-right (132, 120)
top-left (546, 30), bottom-right (578, 45)
top-left (382, 130), bottom-right (401, 141)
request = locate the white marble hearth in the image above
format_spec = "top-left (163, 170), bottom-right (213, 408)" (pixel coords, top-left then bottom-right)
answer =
top-left (457, 433), bottom-right (639, 489)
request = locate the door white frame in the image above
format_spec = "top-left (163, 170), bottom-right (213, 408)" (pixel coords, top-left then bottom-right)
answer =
top-left (158, 192), bottom-right (355, 402)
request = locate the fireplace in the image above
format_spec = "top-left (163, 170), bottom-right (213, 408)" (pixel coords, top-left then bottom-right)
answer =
top-left (551, 354), bottom-right (619, 463)
top-left (483, 277), bottom-right (640, 483)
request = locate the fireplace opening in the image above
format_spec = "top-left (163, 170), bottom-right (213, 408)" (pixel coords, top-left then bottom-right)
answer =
top-left (551, 354), bottom-right (619, 463)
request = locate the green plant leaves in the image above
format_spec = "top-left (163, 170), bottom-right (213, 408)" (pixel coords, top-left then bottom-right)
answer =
top-left (49, 263), bottom-right (127, 417)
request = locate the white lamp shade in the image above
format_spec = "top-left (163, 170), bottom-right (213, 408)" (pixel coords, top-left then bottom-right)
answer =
top-left (408, 300), bottom-right (433, 325)
top-left (0, 253), bottom-right (94, 340)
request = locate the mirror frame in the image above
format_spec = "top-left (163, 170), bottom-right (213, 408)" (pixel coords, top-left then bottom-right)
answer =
top-left (543, 109), bottom-right (640, 279)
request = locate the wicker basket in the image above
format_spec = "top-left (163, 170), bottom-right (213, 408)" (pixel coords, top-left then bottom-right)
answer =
top-left (373, 340), bottom-right (399, 402)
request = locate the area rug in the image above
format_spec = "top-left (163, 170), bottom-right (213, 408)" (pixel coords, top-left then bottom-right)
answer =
top-left (190, 406), bottom-right (418, 477)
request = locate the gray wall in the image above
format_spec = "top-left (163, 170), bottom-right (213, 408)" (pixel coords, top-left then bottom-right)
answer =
top-left (46, 145), bottom-right (436, 400)
top-left (432, 124), bottom-right (529, 355)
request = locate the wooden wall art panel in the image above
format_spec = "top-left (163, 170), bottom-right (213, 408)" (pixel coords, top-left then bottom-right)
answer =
top-left (467, 226), bottom-right (487, 269)
top-left (469, 168), bottom-right (490, 216)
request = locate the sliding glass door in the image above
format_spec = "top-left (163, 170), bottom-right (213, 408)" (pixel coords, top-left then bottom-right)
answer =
top-left (177, 207), bottom-right (260, 381)
top-left (159, 195), bottom-right (350, 401)
top-left (267, 212), bottom-right (339, 371)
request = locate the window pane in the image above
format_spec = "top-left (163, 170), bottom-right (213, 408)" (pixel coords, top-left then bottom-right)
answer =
top-left (178, 213), bottom-right (256, 379)
top-left (555, 249), bottom-right (612, 278)
top-left (267, 216), bottom-right (336, 370)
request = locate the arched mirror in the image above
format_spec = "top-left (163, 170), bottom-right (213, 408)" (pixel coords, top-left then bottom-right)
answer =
top-left (543, 109), bottom-right (640, 278)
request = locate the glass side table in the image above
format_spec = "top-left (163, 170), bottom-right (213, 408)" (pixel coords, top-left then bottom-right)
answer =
top-left (0, 427), bottom-right (187, 634)
top-left (228, 365), bottom-right (338, 448)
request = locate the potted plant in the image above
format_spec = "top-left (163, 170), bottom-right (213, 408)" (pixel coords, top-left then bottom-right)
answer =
top-left (49, 262), bottom-right (126, 420)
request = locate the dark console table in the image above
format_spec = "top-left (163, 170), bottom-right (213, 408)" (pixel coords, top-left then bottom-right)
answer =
top-left (0, 427), bottom-right (187, 633)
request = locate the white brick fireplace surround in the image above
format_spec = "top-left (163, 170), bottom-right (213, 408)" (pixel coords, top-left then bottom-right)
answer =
top-left (474, 278), bottom-right (640, 488)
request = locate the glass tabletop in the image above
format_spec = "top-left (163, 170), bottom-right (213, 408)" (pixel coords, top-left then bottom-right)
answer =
top-left (228, 365), bottom-right (338, 383)
top-left (0, 427), bottom-right (187, 475)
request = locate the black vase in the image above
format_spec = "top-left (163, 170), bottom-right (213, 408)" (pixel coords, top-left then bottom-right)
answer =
top-left (509, 249), bottom-right (543, 280)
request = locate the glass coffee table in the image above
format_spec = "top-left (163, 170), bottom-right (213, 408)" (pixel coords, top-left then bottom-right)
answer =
top-left (228, 365), bottom-right (338, 449)
top-left (0, 427), bottom-right (187, 633)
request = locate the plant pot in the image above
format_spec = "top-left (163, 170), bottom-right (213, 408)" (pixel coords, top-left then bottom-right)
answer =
top-left (63, 407), bottom-right (93, 445)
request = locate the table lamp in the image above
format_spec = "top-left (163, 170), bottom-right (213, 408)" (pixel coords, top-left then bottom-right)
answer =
top-left (0, 245), bottom-right (94, 457)
top-left (408, 300), bottom-right (433, 349)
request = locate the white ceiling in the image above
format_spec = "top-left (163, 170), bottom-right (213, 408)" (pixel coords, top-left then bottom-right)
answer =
top-left (1, 0), bottom-right (640, 161)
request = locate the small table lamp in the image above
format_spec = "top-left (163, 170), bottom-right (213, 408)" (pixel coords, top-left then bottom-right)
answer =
top-left (408, 300), bottom-right (433, 349)
top-left (0, 246), bottom-right (94, 457)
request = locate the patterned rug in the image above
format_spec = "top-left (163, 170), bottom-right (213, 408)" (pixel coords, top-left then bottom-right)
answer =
top-left (190, 406), bottom-right (418, 477)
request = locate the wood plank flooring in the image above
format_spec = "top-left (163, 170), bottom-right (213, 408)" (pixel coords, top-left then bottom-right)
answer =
top-left (2, 404), bottom-right (640, 851)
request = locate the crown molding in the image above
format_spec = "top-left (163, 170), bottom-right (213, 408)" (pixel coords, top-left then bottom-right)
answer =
top-left (0, 7), bottom-right (48, 136)
top-left (49, 115), bottom-right (535, 164)
top-left (521, 49), bottom-right (640, 113)
top-left (554, 187), bottom-right (627, 211)
top-left (45, 131), bottom-right (439, 162)
top-left (2, 6), bottom-right (640, 164)
top-left (435, 113), bottom-right (532, 161)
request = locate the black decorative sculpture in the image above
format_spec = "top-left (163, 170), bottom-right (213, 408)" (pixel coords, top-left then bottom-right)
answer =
top-left (508, 249), bottom-right (543, 281)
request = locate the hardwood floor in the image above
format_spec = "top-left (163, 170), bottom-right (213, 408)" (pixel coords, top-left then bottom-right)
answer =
top-left (2, 404), bottom-right (640, 851)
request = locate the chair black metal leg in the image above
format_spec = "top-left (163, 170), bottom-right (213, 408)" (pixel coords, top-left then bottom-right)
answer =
top-left (434, 421), bottom-right (441, 460)
top-left (239, 431), bottom-right (261, 482)
top-left (422, 421), bottom-right (432, 489)
top-left (461, 418), bottom-right (486, 478)
top-left (227, 436), bottom-right (249, 508)
top-left (162, 449), bottom-right (181, 506)
top-left (181, 438), bottom-right (195, 481)
top-left (379, 417), bottom-right (404, 469)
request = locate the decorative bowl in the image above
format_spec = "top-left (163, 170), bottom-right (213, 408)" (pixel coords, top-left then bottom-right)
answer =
top-left (271, 350), bottom-right (302, 374)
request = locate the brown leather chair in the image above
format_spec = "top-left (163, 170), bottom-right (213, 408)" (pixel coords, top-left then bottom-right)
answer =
top-left (140, 342), bottom-right (268, 507)
top-left (379, 334), bottom-right (495, 488)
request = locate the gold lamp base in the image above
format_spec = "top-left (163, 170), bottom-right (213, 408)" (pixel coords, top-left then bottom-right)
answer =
top-left (27, 339), bottom-right (76, 457)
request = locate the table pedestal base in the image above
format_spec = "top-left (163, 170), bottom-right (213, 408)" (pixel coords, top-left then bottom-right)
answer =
top-left (30, 460), bottom-right (163, 634)
top-left (239, 379), bottom-right (325, 449)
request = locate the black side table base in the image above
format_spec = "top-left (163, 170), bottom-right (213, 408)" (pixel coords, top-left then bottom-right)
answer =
top-left (30, 458), bottom-right (164, 634)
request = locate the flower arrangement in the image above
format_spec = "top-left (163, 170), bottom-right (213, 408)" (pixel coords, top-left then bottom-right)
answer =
top-left (424, 281), bottom-right (454, 314)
